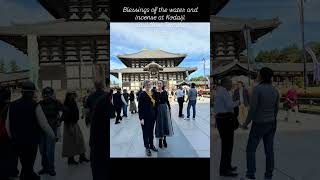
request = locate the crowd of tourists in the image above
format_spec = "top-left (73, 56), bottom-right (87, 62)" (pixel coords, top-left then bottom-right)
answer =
top-left (214, 67), bottom-right (280, 180)
top-left (110, 81), bottom-right (199, 156)
top-left (0, 80), bottom-right (110, 180)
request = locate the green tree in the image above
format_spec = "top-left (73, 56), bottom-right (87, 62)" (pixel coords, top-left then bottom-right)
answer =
top-left (190, 76), bottom-right (206, 81)
top-left (9, 60), bottom-right (19, 72)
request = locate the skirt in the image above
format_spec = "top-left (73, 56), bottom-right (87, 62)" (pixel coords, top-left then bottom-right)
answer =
top-left (62, 122), bottom-right (86, 157)
top-left (155, 104), bottom-right (174, 138)
top-left (129, 101), bottom-right (137, 112)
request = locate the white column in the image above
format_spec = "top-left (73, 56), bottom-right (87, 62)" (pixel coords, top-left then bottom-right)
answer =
top-left (185, 71), bottom-right (189, 80)
top-left (118, 72), bottom-right (122, 88)
top-left (27, 34), bottom-right (39, 89)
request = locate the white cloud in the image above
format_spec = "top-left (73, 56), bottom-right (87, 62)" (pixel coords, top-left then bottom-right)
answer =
top-left (110, 23), bottom-right (210, 56)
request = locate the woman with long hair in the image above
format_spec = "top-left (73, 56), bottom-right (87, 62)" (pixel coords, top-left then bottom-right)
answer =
top-left (62, 91), bottom-right (89, 165)
top-left (154, 80), bottom-right (174, 148)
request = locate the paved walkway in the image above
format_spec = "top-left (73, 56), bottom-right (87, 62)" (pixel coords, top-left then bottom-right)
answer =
top-left (211, 111), bottom-right (320, 180)
top-left (12, 109), bottom-right (92, 180)
top-left (110, 98), bottom-right (210, 157)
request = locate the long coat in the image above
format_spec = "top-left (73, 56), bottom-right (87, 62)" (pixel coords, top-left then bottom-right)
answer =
top-left (62, 102), bottom-right (86, 157)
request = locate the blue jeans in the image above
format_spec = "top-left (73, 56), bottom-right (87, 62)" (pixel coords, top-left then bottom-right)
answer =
top-left (187, 100), bottom-right (196, 118)
top-left (246, 122), bottom-right (276, 179)
top-left (123, 104), bottom-right (128, 116)
top-left (39, 128), bottom-right (57, 171)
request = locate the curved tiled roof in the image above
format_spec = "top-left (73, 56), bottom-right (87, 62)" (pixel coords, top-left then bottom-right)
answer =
top-left (117, 49), bottom-right (187, 59)
top-left (211, 16), bottom-right (281, 33)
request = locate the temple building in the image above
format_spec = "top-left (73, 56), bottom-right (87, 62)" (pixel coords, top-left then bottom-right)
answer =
top-left (0, 0), bottom-right (109, 91)
top-left (211, 0), bottom-right (314, 86)
top-left (0, 70), bottom-right (29, 89)
top-left (111, 49), bottom-right (197, 90)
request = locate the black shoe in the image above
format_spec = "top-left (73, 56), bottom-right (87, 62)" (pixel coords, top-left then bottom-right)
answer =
top-left (163, 138), bottom-right (167, 148)
top-left (159, 139), bottom-right (163, 148)
top-left (38, 169), bottom-right (48, 175)
top-left (150, 146), bottom-right (158, 152)
top-left (68, 158), bottom-right (79, 165)
top-left (115, 121), bottom-right (120, 124)
top-left (79, 155), bottom-right (90, 163)
top-left (48, 170), bottom-right (56, 176)
top-left (219, 171), bottom-right (238, 177)
top-left (145, 149), bottom-right (152, 156)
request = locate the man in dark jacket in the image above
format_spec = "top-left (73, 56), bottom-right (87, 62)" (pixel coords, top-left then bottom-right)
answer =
top-left (85, 81), bottom-right (106, 126)
top-left (0, 87), bottom-right (19, 180)
top-left (6, 81), bottom-right (55, 180)
top-left (113, 88), bottom-right (127, 124)
top-left (38, 87), bottom-right (63, 176)
top-left (89, 80), bottom-right (111, 180)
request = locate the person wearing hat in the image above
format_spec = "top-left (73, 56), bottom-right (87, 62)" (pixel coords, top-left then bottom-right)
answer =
top-left (5, 81), bottom-right (55, 180)
top-left (38, 87), bottom-right (63, 176)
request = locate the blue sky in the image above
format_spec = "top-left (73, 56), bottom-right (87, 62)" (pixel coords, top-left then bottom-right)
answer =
top-left (110, 23), bottom-right (210, 82)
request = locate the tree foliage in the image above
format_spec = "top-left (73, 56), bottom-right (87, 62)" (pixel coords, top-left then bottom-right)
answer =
top-left (256, 42), bottom-right (320, 63)
top-left (190, 76), bottom-right (207, 81)
top-left (9, 60), bottom-right (20, 72)
top-left (0, 59), bottom-right (6, 73)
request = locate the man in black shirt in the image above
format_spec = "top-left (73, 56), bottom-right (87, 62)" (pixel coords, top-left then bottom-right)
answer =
top-left (113, 88), bottom-right (127, 124)
top-left (90, 80), bottom-right (111, 180)
top-left (85, 81), bottom-right (107, 126)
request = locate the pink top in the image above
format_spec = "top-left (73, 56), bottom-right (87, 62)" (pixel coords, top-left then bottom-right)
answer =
top-left (286, 89), bottom-right (298, 107)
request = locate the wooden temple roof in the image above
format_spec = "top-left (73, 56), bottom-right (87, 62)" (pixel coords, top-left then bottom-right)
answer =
top-left (213, 61), bottom-right (314, 78)
top-left (143, 62), bottom-right (164, 71)
top-left (38, 0), bottom-right (68, 19)
top-left (0, 19), bottom-right (109, 36)
top-left (211, 16), bottom-right (281, 38)
top-left (211, 0), bottom-right (230, 15)
top-left (0, 19), bottom-right (109, 53)
top-left (110, 67), bottom-right (197, 77)
top-left (0, 70), bottom-right (29, 84)
top-left (117, 49), bottom-right (187, 67)
top-left (38, 0), bottom-right (109, 19)
top-left (118, 50), bottom-right (186, 60)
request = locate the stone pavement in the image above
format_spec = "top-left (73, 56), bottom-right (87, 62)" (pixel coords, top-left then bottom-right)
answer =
top-left (110, 98), bottom-right (210, 157)
top-left (211, 110), bottom-right (320, 180)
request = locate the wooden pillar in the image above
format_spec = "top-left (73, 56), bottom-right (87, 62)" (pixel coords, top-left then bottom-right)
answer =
top-left (27, 34), bottom-right (39, 89)
top-left (118, 72), bottom-right (122, 88)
